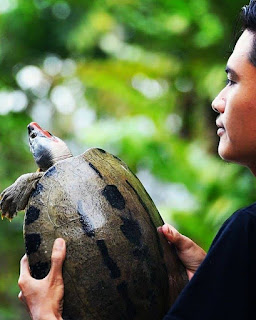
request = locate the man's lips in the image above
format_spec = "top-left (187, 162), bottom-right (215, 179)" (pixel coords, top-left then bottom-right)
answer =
top-left (217, 128), bottom-right (225, 136)
top-left (216, 119), bottom-right (225, 136)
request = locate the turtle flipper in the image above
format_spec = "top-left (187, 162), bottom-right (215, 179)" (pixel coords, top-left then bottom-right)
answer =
top-left (0, 172), bottom-right (43, 220)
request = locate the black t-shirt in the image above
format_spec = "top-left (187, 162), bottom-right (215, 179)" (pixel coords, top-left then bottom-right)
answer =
top-left (163, 202), bottom-right (256, 320)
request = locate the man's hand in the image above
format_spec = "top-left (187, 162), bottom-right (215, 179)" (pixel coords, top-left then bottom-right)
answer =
top-left (18, 238), bottom-right (66, 320)
top-left (158, 224), bottom-right (206, 280)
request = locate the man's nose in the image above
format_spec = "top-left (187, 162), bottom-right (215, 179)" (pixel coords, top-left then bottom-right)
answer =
top-left (211, 95), bottom-right (225, 114)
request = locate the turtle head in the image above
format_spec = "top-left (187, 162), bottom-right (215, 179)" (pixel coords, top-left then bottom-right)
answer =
top-left (28, 122), bottom-right (73, 171)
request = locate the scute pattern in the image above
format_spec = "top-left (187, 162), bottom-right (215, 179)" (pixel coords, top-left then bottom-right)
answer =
top-left (24, 148), bottom-right (188, 320)
top-left (25, 206), bottom-right (40, 225)
top-left (102, 184), bottom-right (126, 210)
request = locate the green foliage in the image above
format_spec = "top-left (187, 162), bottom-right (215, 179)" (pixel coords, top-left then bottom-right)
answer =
top-left (0, 0), bottom-right (252, 318)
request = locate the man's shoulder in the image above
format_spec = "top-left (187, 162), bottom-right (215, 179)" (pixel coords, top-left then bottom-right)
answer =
top-left (229, 201), bottom-right (256, 223)
top-left (210, 202), bottom-right (256, 248)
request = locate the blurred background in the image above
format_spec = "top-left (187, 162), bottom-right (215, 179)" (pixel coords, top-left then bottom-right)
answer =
top-left (0, 0), bottom-right (255, 318)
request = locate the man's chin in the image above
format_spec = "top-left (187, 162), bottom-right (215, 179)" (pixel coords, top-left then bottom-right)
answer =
top-left (217, 145), bottom-right (235, 163)
top-left (218, 147), bottom-right (248, 167)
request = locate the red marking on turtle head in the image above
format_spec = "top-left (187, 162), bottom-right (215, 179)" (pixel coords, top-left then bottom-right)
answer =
top-left (28, 122), bottom-right (54, 139)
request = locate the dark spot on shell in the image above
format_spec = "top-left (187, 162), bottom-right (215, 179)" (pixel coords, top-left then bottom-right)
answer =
top-left (125, 180), bottom-right (150, 215)
top-left (88, 162), bottom-right (103, 179)
top-left (25, 233), bottom-right (41, 255)
top-left (150, 267), bottom-right (157, 284)
top-left (94, 280), bottom-right (105, 291)
top-left (96, 239), bottom-right (121, 279)
top-left (125, 180), bottom-right (164, 258)
top-left (77, 200), bottom-right (95, 237)
top-left (133, 246), bottom-right (149, 260)
top-left (117, 281), bottom-right (137, 319)
top-left (31, 182), bottom-right (43, 197)
top-left (146, 289), bottom-right (158, 313)
top-left (97, 148), bottom-right (106, 153)
top-left (30, 261), bottom-right (50, 279)
top-left (113, 154), bottom-right (122, 162)
top-left (102, 185), bottom-right (125, 210)
top-left (44, 166), bottom-right (57, 177)
top-left (25, 206), bottom-right (40, 225)
top-left (120, 216), bottom-right (142, 247)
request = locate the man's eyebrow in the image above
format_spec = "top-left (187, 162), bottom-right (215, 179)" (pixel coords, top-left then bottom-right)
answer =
top-left (225, 66), bottom-right (239, 79)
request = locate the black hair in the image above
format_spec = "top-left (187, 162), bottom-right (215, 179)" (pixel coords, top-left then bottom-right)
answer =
top-left (241, 0), bottom-right (256, 30)
top-left (241, 0), bottom-right (256, 66)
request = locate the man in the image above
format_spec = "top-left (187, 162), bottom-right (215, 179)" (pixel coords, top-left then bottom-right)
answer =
top-left (18, 1), bottom-right (256, 319)
top-left (18, 239), bottom-right (66, 320)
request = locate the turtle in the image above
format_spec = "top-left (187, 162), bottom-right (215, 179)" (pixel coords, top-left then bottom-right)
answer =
top-left (0, 122), bottom-right (188, 320)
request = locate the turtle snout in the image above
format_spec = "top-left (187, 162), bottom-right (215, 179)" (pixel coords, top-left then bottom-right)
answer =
top-left (27, 123), bottom-right (32, 134)
top-left (27, 124), bottom-right (37, 139)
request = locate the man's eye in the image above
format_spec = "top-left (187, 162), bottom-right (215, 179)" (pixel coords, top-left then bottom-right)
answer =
top-left (226, 78), bottom-right (236, 86)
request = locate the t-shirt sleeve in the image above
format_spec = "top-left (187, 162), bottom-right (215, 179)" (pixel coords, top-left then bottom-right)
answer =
top-left (163, 203), bottom-right (256, 320)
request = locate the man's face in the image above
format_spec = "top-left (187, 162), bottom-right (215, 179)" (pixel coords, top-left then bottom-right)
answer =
top-left (212, 29), bottom-right (256, 173)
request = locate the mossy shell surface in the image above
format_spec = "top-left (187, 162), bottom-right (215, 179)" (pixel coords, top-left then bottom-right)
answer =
top-left (24, 148), bottom-right (188, 320)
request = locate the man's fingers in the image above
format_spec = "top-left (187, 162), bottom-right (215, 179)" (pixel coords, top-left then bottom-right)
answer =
top-left (18, 291), bottom-right (30, 313)
top-left (19, 255), bottom-right (31, 278)
top-left (161, 224), bottom-right (180, 242)
top-left (18, 255), bottom-right (31, 293)
top-left (48, 238), bottom-right (66, 282)
top-left (18, 291), bottom-right (22, 300)
top-left (18, 291), bottom-right (25, 304)
top-left (161, 223), bottom-right (193, 250)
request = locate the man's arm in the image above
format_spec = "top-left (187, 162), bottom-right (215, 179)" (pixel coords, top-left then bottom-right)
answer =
top-left (18, 238), bottom-right (66, 320)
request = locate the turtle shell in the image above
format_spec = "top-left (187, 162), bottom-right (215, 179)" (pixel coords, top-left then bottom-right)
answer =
top-left (24, 148), bottom-right (188, 320)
